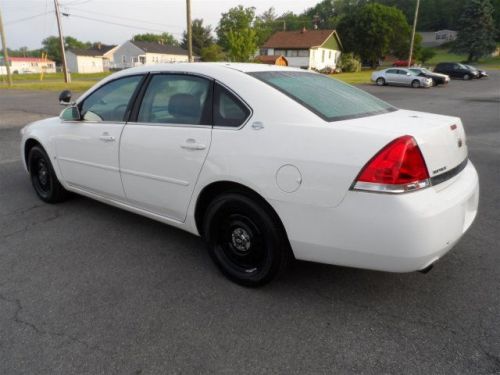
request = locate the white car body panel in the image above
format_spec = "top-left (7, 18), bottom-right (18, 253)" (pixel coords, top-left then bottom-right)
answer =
top-left (20, 63), bottom-right (479, 273)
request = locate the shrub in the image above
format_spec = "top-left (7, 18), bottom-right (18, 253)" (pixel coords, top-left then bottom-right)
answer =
top-left (339, 53), bottom-right (362, 72)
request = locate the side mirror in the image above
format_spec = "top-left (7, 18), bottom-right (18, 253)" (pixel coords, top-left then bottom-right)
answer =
top-left (60, 106), bottom-right (81, 121)
top-left (59, 90), bottom-right (72, 105)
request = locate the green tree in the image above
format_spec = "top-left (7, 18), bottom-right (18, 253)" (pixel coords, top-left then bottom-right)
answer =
top-left (216, 5), bottom-right (255, 50)
top-left (453, 0), bottom-right (497, 61)
top-left (132, 33), bottom-right (178, 46)
top-left (225, 28), bottom-right (258, 61)
top-left (200, 44), bottom-right (226, 61)
top-left (419, 47), bottom-right (436, 65)
top-left (181, 19), bottom-right (214, 56)
top-left (254, 7), bottom-right (280, 46)
top-left (42, 36), bottom-right (90, 63)
top-left (337, 3), bottom-right (412, 67)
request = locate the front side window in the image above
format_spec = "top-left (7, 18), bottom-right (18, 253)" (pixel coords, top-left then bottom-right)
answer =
top-left (213, 84), bottom-right (250, 127)
top-left (137, 74), bottom-right (212, 125)
top-left (249, 71), bottom-right (395, 122)
top-left (386, 69), bottom-right (398, 74)
top-left (80, 75), bottom-right (143, 122)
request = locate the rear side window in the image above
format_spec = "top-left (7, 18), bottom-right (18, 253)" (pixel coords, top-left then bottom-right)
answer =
top-left (213, 84), bottom-right (250, 127)
top-left (386, 69), bottom-right (397, 74)
top-left (250, 71), bottom-right (395, 122)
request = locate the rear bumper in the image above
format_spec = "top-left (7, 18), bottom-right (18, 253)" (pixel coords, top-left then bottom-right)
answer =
top-left (275, 160), bottom-right (479, 272)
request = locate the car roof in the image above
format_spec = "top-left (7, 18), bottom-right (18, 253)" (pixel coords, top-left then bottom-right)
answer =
top-left (110, 62), bottom-right (305, 77)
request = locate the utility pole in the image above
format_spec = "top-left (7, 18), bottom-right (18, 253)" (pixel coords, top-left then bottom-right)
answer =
top-left (408, 0), bottom-right (420, 68)
top-left (0, 6), bottom-right (13, 86)
top-left (186, 0), bottom-right (193, 62)
top-left (54, 0), bottom-right (70, 82)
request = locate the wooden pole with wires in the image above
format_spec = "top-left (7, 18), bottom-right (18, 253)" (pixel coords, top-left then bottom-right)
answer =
top-left (0, 6), bottom-right (13, 86)
top-left (408, 0), bottom-right (420, 68)
top-left (186, 0), bottom-right (193, 62)
top-left (54, 0), bottom-right (70, 82)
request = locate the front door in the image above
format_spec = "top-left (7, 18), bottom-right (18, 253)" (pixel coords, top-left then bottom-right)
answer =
top-left (55, 75), bottom-right (144, 199)
top-left (119, 73), bottom-right (213, 221)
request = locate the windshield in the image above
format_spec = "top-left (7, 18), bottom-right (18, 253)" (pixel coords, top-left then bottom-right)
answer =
top-left (249, 71), bottom-right (396, 122)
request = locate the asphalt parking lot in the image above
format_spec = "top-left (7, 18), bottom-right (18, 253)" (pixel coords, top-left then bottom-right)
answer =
top-left (1, 73), bottom-right (499, 375)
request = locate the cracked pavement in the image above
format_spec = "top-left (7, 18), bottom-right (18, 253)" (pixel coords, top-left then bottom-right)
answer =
top-left (0, 78), bottom-right (499, 374)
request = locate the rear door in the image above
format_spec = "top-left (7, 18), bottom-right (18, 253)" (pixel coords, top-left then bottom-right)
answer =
top-left (119, 73), bottom-right (213, 222)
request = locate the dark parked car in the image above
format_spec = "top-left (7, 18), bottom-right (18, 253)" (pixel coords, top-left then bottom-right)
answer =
top-left (433, 62), bottom-right (479, 80)
top-left (409, 68), bottom-right (450, 85)
top-left (464, 65), bottom-right (488, 78)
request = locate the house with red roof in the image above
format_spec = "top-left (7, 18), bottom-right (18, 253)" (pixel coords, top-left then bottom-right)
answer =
top-left (260, 28), bottom-right (343, 70)
top-left (0, 56), bottom-right (56, 75)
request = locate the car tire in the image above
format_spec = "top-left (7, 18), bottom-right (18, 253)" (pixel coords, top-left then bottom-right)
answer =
top-left (376, 77), bottom-right (385, 86)
top-left (28, 145), bottom-right (69, 203)
top-left (203, 192), bottom-right (291, 287)
top-left (463, 74), bottom-right (471, 80)
top-left (432, 79), bottom-right (438, 86)
top-left (411, 80), bottom-right (421, 88)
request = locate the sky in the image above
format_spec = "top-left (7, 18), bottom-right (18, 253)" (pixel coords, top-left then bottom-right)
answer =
top-left (1, 0), bottom-right (319, 49)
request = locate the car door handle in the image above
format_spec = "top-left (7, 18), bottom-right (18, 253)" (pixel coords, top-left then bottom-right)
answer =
top-left (181, 139), bottom-right (206, 150)
top-left (99, 133), bottom-right (115, 142)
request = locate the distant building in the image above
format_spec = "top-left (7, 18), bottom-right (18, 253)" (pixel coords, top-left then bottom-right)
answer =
top-left (254, 55), bottom-right (288, 66)
top-left (66, 44), bottom-right (117, 73)
top-left (112, 41), bottom-right (190, 69)
top-left (0, 56), bottom-right (56, 75)
top-left (260, 28), bottom-right (342, 70)
top-left (419, 30), bottom-right (458, 47)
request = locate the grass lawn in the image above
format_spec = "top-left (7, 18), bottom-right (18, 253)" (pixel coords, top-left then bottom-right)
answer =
top-left (330, 70), bottom-right (374, 85)
top-left (0, 72), bottom-right (112, 91)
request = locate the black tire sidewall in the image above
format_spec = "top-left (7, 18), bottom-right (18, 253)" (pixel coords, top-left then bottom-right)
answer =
top-left (28, 146), bottom-right (64, 203)
top-left (203, 193), bottom-right (288, 286)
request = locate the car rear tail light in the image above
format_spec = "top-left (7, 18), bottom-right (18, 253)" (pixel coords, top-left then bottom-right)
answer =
top-left (352, 135), bottom-right (430, 193)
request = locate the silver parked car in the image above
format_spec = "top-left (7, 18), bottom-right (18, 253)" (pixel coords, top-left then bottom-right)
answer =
top-left (371, 68), bottom-right (433, 88)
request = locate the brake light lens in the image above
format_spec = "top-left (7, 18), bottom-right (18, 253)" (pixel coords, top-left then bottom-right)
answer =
top-left (352, 135), bottom-right (431, 193)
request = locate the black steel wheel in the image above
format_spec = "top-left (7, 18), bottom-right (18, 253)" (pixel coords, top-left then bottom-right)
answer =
top-left (203, 193), bottom-right (291, 287)
top-left (28, 145), bottom-right (69, 203)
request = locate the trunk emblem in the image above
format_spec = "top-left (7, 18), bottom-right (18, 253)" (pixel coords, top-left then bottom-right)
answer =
top-left (450, 124), bottom-right (457, 130)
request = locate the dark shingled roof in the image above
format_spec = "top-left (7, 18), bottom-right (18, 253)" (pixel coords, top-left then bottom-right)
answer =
top-left (69, 45), bottom-right (116, 56)
top-left (262, 29), bottom-right (336, 49)
top-left (130, 41), bottom-right (189, 56)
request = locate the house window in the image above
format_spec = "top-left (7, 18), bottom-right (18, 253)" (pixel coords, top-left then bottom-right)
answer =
top-left (121, 55), bottom-right (126, 64)
top-left (329, 51), bottom-right (332, 59)
top-left (322, 50), bottom-right (325, 63)
top-left (274, 49), bottom-right (286, 56)
top-left (298, 50), bottom-right (309, 57)
top-left (286, 50), bottom-right (298, 57)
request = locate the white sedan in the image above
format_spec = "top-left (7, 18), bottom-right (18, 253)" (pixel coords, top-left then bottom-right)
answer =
top-left (20, 63), bottom-right (479, 286)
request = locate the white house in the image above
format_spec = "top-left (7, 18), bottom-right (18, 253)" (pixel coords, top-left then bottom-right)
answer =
top-left (67, 44), bottom-right (117, 73)
top-left (0, 56), bottom-right (56, 75)
top-left (112, 40), bottom-right (190, 69)
top-left (419, 30), bottom-right (458, 47)
top-left (261, 28), bottom-right (343, 70)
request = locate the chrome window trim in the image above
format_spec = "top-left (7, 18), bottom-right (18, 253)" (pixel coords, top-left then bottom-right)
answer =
top-left (124, 121), bottom-right (211, 129)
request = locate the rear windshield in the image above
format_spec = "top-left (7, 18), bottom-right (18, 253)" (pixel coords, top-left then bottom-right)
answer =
top-left (249, 71), bottom-right (396, 122)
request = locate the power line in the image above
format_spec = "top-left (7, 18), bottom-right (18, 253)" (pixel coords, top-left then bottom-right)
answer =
top-left (64, 7), bottom-right (184, 29)
top-left (5, 11), bottom-right (53, 26)
top-left (65, 12), bottom-right (184, 36)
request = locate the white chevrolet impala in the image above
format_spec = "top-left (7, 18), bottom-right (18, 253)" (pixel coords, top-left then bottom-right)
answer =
top-left (20, 63), bottom-right (479, 286)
